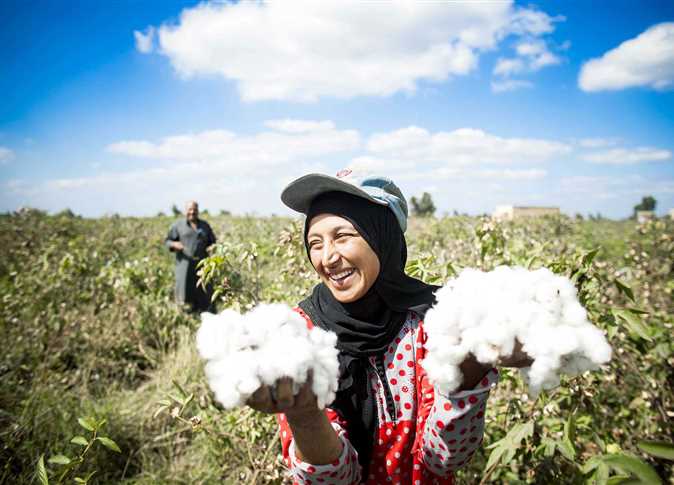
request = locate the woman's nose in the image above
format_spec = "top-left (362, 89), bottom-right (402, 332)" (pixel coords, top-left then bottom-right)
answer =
top-left (321, 242), bottom-right (340, 267)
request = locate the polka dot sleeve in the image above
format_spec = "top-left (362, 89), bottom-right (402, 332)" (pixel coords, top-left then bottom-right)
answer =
top-left (278, 411), bottom-right (361, 485)
top-left (420, 369), bottom-right (499, 477)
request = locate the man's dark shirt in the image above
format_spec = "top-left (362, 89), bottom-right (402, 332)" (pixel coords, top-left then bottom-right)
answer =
top-left (165, 218), bottom-right (216, 312)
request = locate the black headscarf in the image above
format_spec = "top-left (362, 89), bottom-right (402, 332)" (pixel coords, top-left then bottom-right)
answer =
top-left (298, 191), bottom-right (439, 478)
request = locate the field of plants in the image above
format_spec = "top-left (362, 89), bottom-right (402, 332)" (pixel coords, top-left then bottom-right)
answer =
top-left (0, 209), bottom-right (672, 484)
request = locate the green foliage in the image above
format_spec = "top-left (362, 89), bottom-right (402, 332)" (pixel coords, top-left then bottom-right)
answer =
top-left (37, 416), bottom-right (120, 485)
top-left (410, 191), bottom-right (437, 217)
top-left (1, 212), bottom-right (672, 484)
top-left (638, 442), bottom-right (674, 462)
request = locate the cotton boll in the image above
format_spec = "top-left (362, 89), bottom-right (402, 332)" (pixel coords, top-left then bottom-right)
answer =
top-left (577, 326), bottom-right (612, 364)
top-left (562, 301), bottom-right (589, 327)
top-left (197, 303), bottom-right (340, 409)
top-left (196, 310), bottom-right (245, 359)
top-left (424, 265), bottom-right (612, 396)
top-left (560, 353), bottom-right (596, 377)
top-left (549, 325), bottom-right (581, 356)
top-left (556, 278), bottom-right (578, 301)
top-left (534, 282), bottom-right (559, 306)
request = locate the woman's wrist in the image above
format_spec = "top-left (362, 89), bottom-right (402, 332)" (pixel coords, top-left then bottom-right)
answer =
top-left (285, 407), bottom-right (326, 429)
top-left (286, 409), bottom-right (342, 465)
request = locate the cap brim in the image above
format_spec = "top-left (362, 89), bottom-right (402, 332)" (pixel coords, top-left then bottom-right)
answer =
top-left (281, 173), bottom-right (387, 214)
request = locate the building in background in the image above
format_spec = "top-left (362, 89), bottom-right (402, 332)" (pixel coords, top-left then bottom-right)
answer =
top-left (492, 205), bottom-right (560, 221)
top-left (636, 210), bottom-right (655, 224)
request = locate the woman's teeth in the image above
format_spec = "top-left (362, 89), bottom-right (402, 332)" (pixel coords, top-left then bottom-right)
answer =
top-left (330, 269), bottom-right (354, 281)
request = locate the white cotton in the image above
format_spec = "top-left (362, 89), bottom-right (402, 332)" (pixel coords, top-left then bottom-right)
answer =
top-left (196, 303), bottom-right (340, 409)
top-left (424, 266), bottom-right (612, 397)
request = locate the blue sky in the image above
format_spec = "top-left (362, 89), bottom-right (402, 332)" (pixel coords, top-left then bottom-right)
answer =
top-left (1, 0), bottom-right (673, 218)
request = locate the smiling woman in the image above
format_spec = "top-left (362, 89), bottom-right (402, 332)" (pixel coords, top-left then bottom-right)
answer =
top-left (306, 214), bottom-right (381, 303)
top-left (244, 172), bottom-right (521, 484)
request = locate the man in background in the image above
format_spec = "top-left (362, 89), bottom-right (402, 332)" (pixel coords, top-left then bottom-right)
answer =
top-left (165, 200), bottom-right (216, 312)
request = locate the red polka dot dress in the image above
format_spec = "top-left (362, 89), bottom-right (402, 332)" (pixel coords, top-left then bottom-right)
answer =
top-left (278, 309), bottom-right (499, 485)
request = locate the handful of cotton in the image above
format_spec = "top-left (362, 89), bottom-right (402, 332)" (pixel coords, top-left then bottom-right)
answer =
top-left (424, 266), bottom-right (612, 396)
top-left (196, 303), bottom-right (339, 409)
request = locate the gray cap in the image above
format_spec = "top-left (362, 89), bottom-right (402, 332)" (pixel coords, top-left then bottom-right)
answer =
top-left (281, 170), bottom-right (409, 232)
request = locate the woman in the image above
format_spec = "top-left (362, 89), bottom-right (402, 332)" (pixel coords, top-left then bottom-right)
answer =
top-left (247, 172), bottom-right (530, 484)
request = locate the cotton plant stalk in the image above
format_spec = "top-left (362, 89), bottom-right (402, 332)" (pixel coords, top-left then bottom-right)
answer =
top-left (424, 266), bottom-right (612, 396)
top-left (197, 303), bottom-right (340, 409)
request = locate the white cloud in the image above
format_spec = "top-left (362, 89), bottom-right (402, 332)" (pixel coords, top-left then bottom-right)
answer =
top-left (107, 120), bottom-right (360, 164)
top-left (493, 38), bottom-right (561, 83)
top-left (491, 79), bottom-right (533, 93)
top-left (581, 147), bottom-right (672, 165)
top-left (515, 39), bottom-right (561, 70)
top-left (4, 120), bottom-right (360, 216)
top-left (366, 126), bottom-right (571, 165)
top-left (152, 1), bottom-right (559, 101)
top-left (579, 22), bottom-right (674, 92)
top-left (493, 58), bottom-right (525, 76)
top-left (578, 138), bottom-right (619, 148)
top-left (491, 33), bottom-right (563, 90)
top-left (0, 146), bottom-right (13, 164)
top-left (475, 168), bottom-right (547, 180)
top-left (263, 119), bottom-right (336, 134)
top-left (507, 8), bottom-right (562, 36)
top-left (134, 27), bottom-right (155, 54)
top-left (559, 175), bottom-right (674, 199)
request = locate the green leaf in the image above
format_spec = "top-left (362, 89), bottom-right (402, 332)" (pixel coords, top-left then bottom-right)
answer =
top-left (560, 415), bottom-right (576, 460)
top-left (153, 405), bottom-right (169, 419)
top-left (77, 417), bottom-right (96, 432)
top-left (36, 455), bottom-right (49, 485)
top-left (96, 436), bottom-right (121, 453)
top-left (614, 279), bottom-right (635, 302)
top-left (606, 475), bottom-right (633, 484)
top-left (70, 436), bottom-right (89, 446)
top-left (502, 445), bottom-right (518, 465)
top-left (594, 462), bottom-right (609, 485)
top-left (484, 440), bottom-right (507, 471)
top-left (484, 421), bottom-right (534, 471)
top-left (637, 441), bottom-right (674, 461)
top-left (581, 456), bottom-right (601, 474)
top-left (612, 310), bottom-right (653, 342)
top-left (582, 248), bottom-right (600, 266)
top-left (625, 307), bottom-right (649, 315)
top-left (593, 432), bottom-right (607, 454)
top-left (74, 478), bottom-right (86, 484)
top-left (78, 471), bottom-right (97, 484)
top-left (564, 415), bottom-right (576, 445)
top-left (525, 254), bottom-right (538, 269)
top-left (601, 453), bottom-right (662, 485)
top-left (541, 437), bottom-right (556, 458)
top-left (509, 420), bottom-right (534, 445)
top-left (157, 399), bottom-right (171, 407)
top-left (47, 454), bottom-right (71, 465)
top-left (557, 439), bottom-right (576, 461)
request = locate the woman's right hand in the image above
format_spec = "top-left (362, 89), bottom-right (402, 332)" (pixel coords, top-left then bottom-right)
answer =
top-left (247, 373), bottom-right (344, 465)
top-left (246, 374), bottom-right (322, 421)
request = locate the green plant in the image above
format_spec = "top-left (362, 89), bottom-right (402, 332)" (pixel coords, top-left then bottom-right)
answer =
top-left (35, 417), bottom-right (121, 485)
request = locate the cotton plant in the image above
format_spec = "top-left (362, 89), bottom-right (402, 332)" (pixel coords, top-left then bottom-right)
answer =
top-left (197, 304), bottom-right (340, 409)
top-left (423, 266), bottom-right (612, 396)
